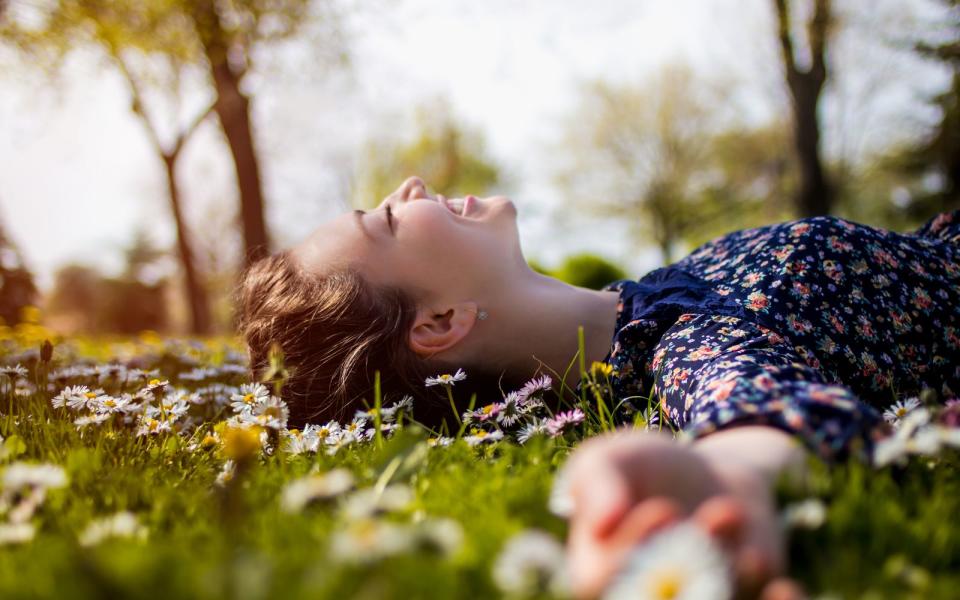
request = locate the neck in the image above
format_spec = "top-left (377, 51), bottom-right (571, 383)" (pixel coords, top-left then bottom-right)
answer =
top-left (473, 270), bottom-right (621, 393)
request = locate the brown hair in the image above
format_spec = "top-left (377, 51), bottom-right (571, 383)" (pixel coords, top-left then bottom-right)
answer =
top-left (233, 250), bottom-right (511, 428)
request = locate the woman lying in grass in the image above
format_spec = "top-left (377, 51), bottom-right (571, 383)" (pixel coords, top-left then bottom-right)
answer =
top-left (236, 176), bottom-right (960, 598)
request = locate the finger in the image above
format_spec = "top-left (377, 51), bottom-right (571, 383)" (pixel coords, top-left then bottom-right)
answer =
top-left (607, 496), bottom-right (682, 549)
top-left (734, 545), bottom-right (776, 598)
top-left (568, 498), bottom-right (681, 600)
top-left (759, 577), bottom-right (807, 600)
top-left (691, 495), bottom-right (747, 549)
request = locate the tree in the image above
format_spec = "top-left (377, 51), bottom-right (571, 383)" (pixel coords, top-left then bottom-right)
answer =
top-left (556, 64), bottom-right (743, 264)
top-left (1, 1), bottom-right (217, 333)
top-left (352, 99), bottom-right (501, 207)
top-left (773, 0), bottom-right (835, 217)
top-left (2, 0), bottom-right (344, 267)
top-left (0, 214), bottom-right (37, 327)
top-left (46, 233), bottom-right (172, 335)
top-left (903, 0), bottom-right (960, 213)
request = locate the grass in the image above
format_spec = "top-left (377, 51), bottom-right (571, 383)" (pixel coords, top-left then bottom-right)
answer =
top-left (0, 324), bottom-right (958, 599)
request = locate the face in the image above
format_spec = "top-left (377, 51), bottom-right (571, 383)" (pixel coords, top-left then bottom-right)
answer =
top-left (292, 177), bottom-right (523, 305)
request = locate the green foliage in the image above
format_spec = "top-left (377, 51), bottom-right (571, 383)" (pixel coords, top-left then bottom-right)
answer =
top-left (0, 337), bottom-right (958, 598)
top-left (556, 62), bottom-right (799, 264)
top-left (547, 253), bottom-right (627, 291)
top-left (353, 99), bottom-right (501, 207)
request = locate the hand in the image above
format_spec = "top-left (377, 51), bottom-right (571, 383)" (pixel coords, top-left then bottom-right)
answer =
top-left (562, 429), bottom-right (804, 599)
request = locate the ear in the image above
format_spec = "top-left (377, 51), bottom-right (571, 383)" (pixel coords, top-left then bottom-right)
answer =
top-left (408, 301), bottom-right (480, 357)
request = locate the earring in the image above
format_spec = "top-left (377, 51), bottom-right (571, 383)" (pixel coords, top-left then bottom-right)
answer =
top-left (477, 309), bottom-right (488, 321)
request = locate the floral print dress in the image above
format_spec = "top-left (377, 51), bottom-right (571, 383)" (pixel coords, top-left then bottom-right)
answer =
top-left (596, 210), bottom-right (960, 463)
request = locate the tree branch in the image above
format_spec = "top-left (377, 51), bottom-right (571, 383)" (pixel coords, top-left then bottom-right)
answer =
top-left (111, 48), bottom-right (166, 158)
top-left (808, 0), bottom-right (831, 81)
top-left (172, 102), bottom-right (216, 156)
top-left (772, 0), bottom-right (797, 75)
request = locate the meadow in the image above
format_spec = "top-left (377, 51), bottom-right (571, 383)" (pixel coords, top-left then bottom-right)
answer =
top-left (0, 320), bottom-right (959, 600)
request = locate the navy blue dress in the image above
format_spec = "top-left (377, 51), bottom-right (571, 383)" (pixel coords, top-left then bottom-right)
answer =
top-left (594, 210), bottom-right (960, 463)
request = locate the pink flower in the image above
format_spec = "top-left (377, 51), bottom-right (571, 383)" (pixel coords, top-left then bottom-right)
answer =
top-left (546, 409), bottom-right (586, 437)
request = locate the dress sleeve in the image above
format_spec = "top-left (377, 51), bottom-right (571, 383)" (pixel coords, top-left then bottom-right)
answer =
top-left (648, 313), bottom-right (886, 463)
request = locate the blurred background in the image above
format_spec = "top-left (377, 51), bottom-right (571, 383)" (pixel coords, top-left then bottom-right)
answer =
top-left (0, 0), bottom-right (956, 336)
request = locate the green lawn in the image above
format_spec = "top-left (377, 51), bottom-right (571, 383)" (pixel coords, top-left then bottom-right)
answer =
top-left (0, 331), bottom-right (958, 599)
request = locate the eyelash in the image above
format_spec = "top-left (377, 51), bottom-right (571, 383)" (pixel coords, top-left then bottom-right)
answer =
top-left (385, 205), bottom-right (394, 232)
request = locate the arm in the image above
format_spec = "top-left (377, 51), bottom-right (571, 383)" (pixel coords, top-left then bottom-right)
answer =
top-left (651, 313), bottom-right (885, 465)
top-left (691, 425), bottom-right (809, 489)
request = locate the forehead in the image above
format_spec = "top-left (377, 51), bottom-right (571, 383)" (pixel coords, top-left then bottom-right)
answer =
top-left (289, 211), bottom-right (369, 276)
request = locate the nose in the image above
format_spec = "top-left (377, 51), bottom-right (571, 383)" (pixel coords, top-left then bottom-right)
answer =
top-left (400, 176), bottom-right (429, 201)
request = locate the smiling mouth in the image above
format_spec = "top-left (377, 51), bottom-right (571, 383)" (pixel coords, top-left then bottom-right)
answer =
top-left (443, 198), bottom-right (466, 217)
top-left (439, 195), bottom-right (476, 217)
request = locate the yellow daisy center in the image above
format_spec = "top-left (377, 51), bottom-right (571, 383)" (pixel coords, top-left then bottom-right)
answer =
top-left (650, 569), bottom-right (683, 599)
top-left (149, 379), bottom-right (161, 386)
top-left (84, 392), bottom-right (97, 399)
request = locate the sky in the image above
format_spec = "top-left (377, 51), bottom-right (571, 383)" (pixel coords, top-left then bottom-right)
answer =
top-left (0, 0), bottom-right (951, 291)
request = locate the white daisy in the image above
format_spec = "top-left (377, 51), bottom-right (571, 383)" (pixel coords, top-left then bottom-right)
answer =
top-left (412, 517), bottom-right (464, 557)
top-left (883, 397), bottom-right (922, 426)
top-left (496, 392), bottom-right (523, 427)
top-left (215, 460), bottom-right (236, 487)
top-left (427, 436), bottom-right (454, 448)
top-left (241, 396), bottom-right (289, 430)
top-left (79, 512), bottom-right (148, 547)
top-left (2, 462), bottom-right (68, 491)
top-left (517, 420), bottom-right (548, 445)
top-left (328, 518), bottom-right (415, 564)
top-left (492, 529), bottom-right (568, 597)
top-left (340, 484), bottom-right (414, 520)
top-left (604, 522), bottom-right (734, 600)
top-left (74, 413), bottom-right (111, 430)
top-left (781, 498), bottom-right (827, 530)
top-left (424, 368), bottom-right (467, 387)
top-left (140, 378), bottom-right (170, 396)
top-left (0, 364), bottom-right (28, 380)
top-left (639, 407), bottom-right (660, 430)
top-left (229, 382), bottom-right (271, 414)
top-left (280, 469), bottom-right (355, 513)
top-left (463, 428), bottom-right (504, 447)
top-left (0, 522), bottom-right (35, 546)
top-left (310, 421), bottom-right (342, 446)
top-left (135, 416), bottom-right (172, 437)
top-left (51, 385), bottom-right (90, 410)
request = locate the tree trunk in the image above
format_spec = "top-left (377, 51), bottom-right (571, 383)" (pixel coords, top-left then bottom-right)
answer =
top-left (163, 153), bottom-right (212, 335)
top-left (191, 0), bottom-right (271, 268)
top-left (774, 0), bottom-right (834, 217)
top-left (788, 72), bottom-right (832, 216)
top-left (209, 62), bottom-right (271, 266)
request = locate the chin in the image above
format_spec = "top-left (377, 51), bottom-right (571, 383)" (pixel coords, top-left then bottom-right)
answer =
top-left (487, 195), bottom-right (517, 217)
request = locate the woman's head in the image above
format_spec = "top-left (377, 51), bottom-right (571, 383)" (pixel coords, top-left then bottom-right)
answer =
top-left (235, 177), bottom-right (528, 426)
